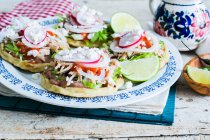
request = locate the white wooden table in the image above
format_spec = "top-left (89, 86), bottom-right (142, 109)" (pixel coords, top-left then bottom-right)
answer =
top-left (0, 0), bottom-right (210, 139)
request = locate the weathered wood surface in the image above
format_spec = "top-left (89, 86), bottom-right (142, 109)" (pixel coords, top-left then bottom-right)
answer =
top-left (0, 0), bottom-right (210, 139)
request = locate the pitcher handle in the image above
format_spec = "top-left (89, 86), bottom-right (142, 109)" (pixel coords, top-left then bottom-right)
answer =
top-left (149, 0), bottom-right (161, 15)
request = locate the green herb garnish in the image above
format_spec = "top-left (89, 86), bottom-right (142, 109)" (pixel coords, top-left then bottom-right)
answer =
top-left (56, 14), bottom-right (66, 22)
top-left (91, 25), bottom-right (114, 43)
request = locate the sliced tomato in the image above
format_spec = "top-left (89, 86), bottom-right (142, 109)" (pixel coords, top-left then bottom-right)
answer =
top-left (47, 31), bottom-right (55, 36)
top-left (75, 64), bottom-right (102, 76)
top-left (81, 33), bottom-right (88, 40)
top-left (140, 36), bottom-right (152, 48)
top-left (16, 42), bottom-right (28, 53)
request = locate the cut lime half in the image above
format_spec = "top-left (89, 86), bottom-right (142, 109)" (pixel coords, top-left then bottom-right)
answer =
top-left (187, 66), bottom-right (210, 84)
top-left (120, 56), bottom-right (160, 82)
top-left (111, 12), bottom-right (142, 33)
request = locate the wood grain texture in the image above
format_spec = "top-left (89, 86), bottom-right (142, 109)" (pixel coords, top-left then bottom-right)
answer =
top-left (183, 54), bottom-right (210, 95)
top-left (0, 0), bottom-right (210, 139)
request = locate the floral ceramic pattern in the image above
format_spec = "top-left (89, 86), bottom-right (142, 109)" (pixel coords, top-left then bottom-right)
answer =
top-left (154, 3), bottom-right (210, 43)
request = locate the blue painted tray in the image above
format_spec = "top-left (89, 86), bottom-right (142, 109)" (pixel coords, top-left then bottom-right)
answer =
top-left (0, 85), bottom-right (176, 125)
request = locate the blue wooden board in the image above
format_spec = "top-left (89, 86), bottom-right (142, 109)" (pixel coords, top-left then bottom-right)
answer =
top-left (0, 85), bottom-right (176, 125)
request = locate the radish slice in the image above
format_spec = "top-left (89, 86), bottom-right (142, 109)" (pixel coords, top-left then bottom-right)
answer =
top-left (64, 23), bottom-right (105, 33)
top-left (69, 15), bottom-right (80, 26)
top-left (76, 11), bottom-right (96, 26)
top-left (119, 35), bottom-right (142, 48)
top-left (110, 41), bottom-right (136, 53)
top-left (22, 25), bottom-right (48, 48)
top-left (55, 47), bottom-right (110, 68)
top-left (118, 31), bottom-right (142, 48)
top-left (81, 52), bottom-right (110, 68)
top-left (79, 55), bottom-right (102, 64)
top-left (110, 31), bottom-right (159, 53)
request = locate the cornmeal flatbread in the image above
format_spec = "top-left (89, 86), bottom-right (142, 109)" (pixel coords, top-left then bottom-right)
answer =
top-left (0, 43), bottom-right (51, 72)
top-left (41, 75), bottom-right (124, 98)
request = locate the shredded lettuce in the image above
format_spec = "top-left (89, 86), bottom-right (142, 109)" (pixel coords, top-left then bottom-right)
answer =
top-left (5, 41), bottom-right (22, 58)
top-left (82, 80), bottom-right (102, 89)
top-left (129, 53), bottom-right (153, 61)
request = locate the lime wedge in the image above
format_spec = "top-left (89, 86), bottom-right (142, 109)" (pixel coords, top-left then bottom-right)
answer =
top-left (121, 56), bottom-right (160, 82)
top-left (111, 12), bottom-right (142, 33)
top-left (187, 66), bottom-right (210, 84)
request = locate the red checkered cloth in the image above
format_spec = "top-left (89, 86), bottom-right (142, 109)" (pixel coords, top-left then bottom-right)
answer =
top-left (0, 0), bottom-right (73, 30)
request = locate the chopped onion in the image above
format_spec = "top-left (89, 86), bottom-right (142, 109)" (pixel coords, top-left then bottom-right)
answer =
top-left (47, 28), bottom-right (68, 47)
top-left (76, 67), bottom-right (105, 82)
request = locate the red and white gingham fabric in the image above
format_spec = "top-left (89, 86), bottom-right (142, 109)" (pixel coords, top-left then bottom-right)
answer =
top-left (0, 0), bottom-right (73, 30)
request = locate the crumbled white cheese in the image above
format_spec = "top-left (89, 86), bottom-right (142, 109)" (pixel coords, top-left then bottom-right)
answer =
top-left (0, 27), bottom-right (19, 42)
top-left (26, 25), bottom-right (46, 44)
top-left (11, 16), bottom-right (32, 31)
top-left (39, 48), bottom-right (50, 56)
top-left (27, 50), bottom-right (39, 57)
top-left (87, 33), bottom-right (94, 39)
top-left (71, 5), bottom-right (103, 26)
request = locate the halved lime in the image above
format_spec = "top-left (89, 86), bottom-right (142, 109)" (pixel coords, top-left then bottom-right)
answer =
top-left (187, 66), bottom-right (210, 84)
top-left (120, 56), bottom-right (160, 82)
top-left (111, 12), bottom-right (142, 33)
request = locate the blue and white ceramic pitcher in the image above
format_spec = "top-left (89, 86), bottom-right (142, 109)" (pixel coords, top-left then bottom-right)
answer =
top-left (150, 0), bottom-right (210, 51)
